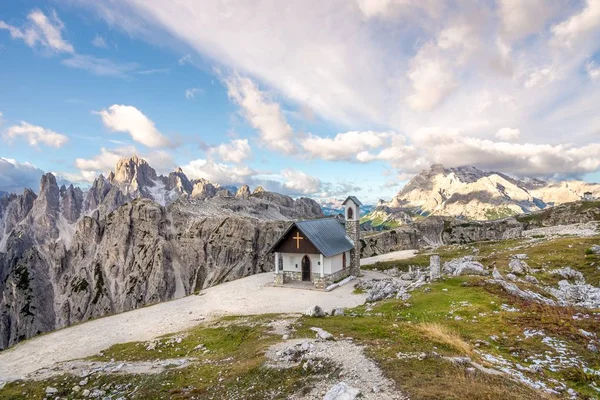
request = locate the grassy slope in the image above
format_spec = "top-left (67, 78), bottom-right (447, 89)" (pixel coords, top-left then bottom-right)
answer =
top-left (2, 235), bottom-right (600, 399)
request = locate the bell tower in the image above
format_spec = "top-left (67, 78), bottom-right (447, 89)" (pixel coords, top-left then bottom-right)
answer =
top-left (342, 196), bottom-right (362, 277)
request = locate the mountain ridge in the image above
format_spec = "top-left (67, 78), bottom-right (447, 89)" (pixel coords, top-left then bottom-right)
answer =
top-left (364, 164), bottom-right (600, 228)
top-left (0, 156), bottom-right (323, 349)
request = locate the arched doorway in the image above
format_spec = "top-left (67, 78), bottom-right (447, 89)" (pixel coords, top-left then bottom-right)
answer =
top-left (301, 255), bottom-right (311, 281)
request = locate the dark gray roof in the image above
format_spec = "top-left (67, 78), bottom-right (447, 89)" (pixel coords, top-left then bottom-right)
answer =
top-left (342, 196), bottom-right (362, 206)
top-left (270, 218), bottom-right (354, 257)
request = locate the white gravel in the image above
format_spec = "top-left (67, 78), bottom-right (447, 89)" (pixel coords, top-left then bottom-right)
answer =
top-left (0, 272), bottom-right (370, 382)
top-left (360, 250), bottom-right (418, 266)
top-left (267, 338), bottom-right (407, 399)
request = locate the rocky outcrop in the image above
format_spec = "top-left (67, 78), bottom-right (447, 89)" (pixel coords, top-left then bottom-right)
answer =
top-left (0, 189), bottom-right (36, 249)
top-left (60, 185), bottom-right (84, 223)
top-left (235, 185), bottom-right (251, 199)
top-left (360, 226), bottom-right (421, 258)
top-left (443, 256), bottom-right (488, 276)
top-left (0, 157), bottom-right (325, 349)
top-left (0, 195), bottom-right (292, 349)
top-left (191, 180), bottom-right (217, 199)
top-left (110, 155), bottom-right (159, 195)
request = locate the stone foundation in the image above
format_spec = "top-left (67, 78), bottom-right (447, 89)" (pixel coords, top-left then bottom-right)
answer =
top-left (273, 268), bottom-right (351, 290)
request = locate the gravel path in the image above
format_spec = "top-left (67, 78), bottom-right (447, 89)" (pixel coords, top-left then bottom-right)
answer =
top-left (0, 272), bottom-right (370, 382)
top-left (267, 338), bottom-right (407, 399)
top-left (361, 250), bottom-right (417, 266)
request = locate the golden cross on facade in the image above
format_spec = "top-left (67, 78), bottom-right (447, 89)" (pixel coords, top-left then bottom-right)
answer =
top-left (293, 232), bottom-right (304, 249)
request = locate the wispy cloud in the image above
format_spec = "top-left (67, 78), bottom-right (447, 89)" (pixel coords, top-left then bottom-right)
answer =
top-left (62, 55), bottom-right (139, 78)
top-left (135, 68), bottom-right (170, 75)
top-left (184, 87), bottom-right (203, 99)
top-left (0, 9), bottom-right (74, 53)
top-left (91, 35), bottom-right (107, 48)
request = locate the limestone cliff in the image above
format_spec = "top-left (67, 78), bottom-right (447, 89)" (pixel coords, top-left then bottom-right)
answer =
top-left (0, 157), bottom-right (323, 349)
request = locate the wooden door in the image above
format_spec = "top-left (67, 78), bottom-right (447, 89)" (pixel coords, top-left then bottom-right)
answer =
top-left (301, 255), bottom-right (311, 281)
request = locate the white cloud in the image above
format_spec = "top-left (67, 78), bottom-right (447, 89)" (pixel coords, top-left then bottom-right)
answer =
top-left (552, 0), bottom-right (600, 47)
top-left (95, 105), bottom-right (171, 148)
top-left (182, 159), bottom-right (256, 185)
top-left (0, 158), bottom-right (45, 194)
top-left (185, 87), bottom-right (202, 99)
top-left (525, 66), bottom-right (556, 88)
top-left (281, 169), bottom-right (322, 195)
top-left (437, 25), bottom-right (472, 50)
top-left (300, 131), bottom-right (393, 161)
top-left (92, 35), bottom-right (108, 48)
top-left (75, 146), bottom-right (137, 174)
top-left (586, 60), bottom-right (600, 80)
top-left (407, 42), bottom-right (457, 111)
top-left (62, 55), bottom-right (139, 78)
top-left (225, 74), bottom-right (296, 154)
top-left (209, 138), bottom-right (251, 164)
top-left (4, 121), bottom-right (69, 148)
top-left (0, 9), bottom-right (74, 53)
top-left (495, 127), bottom-right (520, 141)
top-left (389, 128), bottom-right (600, 177)
top-left (498, 0), bottom-right (556, 41)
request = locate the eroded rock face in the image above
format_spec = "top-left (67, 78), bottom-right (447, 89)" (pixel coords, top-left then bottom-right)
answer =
top-left (0, 198), bottom-right (291, 349)
top-left (0, 157), bottom-right (324, 349)
top-left (60, 185), bottom-right (84, 223)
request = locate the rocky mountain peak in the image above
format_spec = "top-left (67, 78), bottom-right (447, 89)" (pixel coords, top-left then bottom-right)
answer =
top-left (36, 173), bottom-right (60, 216)
top-left (113, 156), bottom-right (158, 193)
top-left (236, 185), bottom-right (251, 199)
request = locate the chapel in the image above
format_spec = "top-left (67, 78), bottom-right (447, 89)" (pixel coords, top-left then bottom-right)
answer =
top-left (270, 196), bottom-right (361, 289)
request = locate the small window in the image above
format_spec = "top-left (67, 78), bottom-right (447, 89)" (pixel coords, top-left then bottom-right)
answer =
top-left (347, 207), bottom-right (354, 220)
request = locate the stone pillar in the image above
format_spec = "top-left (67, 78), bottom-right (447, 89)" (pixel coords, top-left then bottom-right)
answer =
top-left (346, 220), bottom-right (361, 276)
top-left (274, 252), bottom-right (280, 273)
top-left (430, 254), bottom-right (441, 281)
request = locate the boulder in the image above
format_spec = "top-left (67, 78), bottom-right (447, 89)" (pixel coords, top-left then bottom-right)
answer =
top-left (590, 244), bottom-right (600, 254)
top-left (508, 257), bottom-right (529, 275)
top-left (443, 256), bottom-right (488, 276)
top-left (323, 382), bottom-right (361, 400)
top-left (549, 267), bottom-right (585, 285)
top-left (305, 305), bottom-right (326, 317)
top-left (331, 307), bottom-right (345, 316)
top-left (545, 280), bottom-right (600, 308)
top-left (46, 386), bottom-right (58, 394)
top-left (310, 327), bottom-right (334, 341)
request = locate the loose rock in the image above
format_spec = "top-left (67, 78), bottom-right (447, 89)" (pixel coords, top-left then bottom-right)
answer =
top-left (323, 382), bottom-right (361, 400)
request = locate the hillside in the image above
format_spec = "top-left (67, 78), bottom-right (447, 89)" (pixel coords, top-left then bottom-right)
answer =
top-left (362, 164), bottom-right (600, 228)
top-left (1, 223), bottom-right (599, 399)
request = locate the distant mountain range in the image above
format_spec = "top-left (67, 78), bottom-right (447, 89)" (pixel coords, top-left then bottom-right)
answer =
top-left (318, 198), bottom-right (375, 217)
top-left (362, 164), bottom-right (600, 228)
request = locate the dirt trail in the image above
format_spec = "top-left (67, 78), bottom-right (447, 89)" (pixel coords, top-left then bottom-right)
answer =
top-left (0, 272), bottom-right (373, 382)
top-left (360, 250), bottom-right (418, 266)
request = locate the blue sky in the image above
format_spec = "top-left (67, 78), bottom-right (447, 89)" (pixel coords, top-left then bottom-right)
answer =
top-left (1, 0), bottom-right (600, 203)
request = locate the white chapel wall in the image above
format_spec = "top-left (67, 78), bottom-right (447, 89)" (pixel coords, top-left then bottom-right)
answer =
top-left (281, 253), bottom-right (321, 273)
